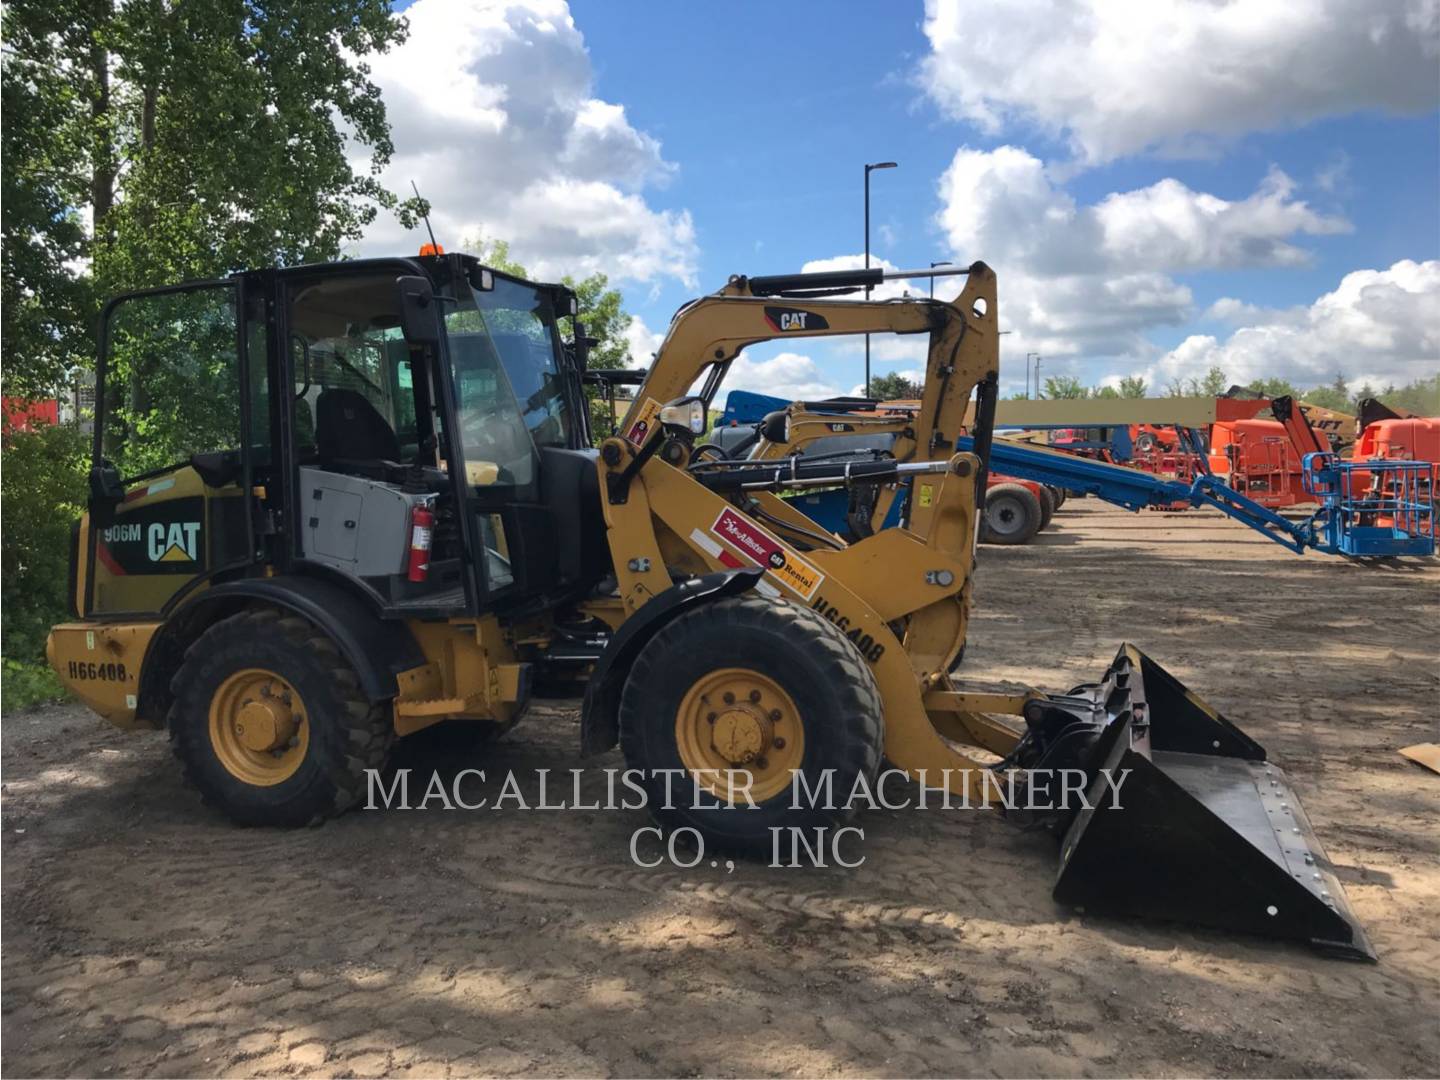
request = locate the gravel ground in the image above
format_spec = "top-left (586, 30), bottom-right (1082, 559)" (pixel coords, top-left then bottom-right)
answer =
top-left (3, 500), bottom-right (1438, 1078)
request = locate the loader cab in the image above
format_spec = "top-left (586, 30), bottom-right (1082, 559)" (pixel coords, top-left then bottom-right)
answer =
top-left (80, 253), bottom-right (607, 624)
top-left (278, 254), bottom-right (607, 615)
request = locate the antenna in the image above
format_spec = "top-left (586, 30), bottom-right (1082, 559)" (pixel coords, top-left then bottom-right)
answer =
top-left (411, 180), bottom-right (440, 252)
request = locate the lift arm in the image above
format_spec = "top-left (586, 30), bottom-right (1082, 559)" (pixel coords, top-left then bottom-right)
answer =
top-left (622, 263), bottom-right (994, 465)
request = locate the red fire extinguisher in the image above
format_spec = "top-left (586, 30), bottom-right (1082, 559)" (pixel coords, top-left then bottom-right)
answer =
top-left (406, 501), bottom-right (434, 583)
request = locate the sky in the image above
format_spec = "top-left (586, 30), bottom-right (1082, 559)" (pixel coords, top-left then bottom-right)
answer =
top-left (364, 0), bottom-right (1440, 401)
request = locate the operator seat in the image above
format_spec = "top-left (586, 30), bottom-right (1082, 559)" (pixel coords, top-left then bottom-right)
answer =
top-left (315, 388), bottom-right (402, 468)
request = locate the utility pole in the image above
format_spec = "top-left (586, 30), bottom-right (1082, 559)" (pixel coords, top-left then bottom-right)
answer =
top-left (1025, 352), bottom-right (1039, 399)
top-left (863, 161), bottom-right (898, 396)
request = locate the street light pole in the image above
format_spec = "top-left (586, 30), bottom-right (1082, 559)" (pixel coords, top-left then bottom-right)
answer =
top-left (1025, 352), bottom-right (1039, 399)
top-left (929, 260), bottom-right (954, 300)
top-left (863, 161), bottom-right (897, 396)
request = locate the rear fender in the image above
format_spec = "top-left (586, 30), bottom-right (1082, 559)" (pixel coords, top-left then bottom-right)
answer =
top-left (138, 576), bottom-right (425, 723)
top-left (580, 568), bottom-right (762, 756)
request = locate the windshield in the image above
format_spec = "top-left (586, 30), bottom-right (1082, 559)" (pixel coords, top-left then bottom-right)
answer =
top-left (445, 273), bottom-right (572, 490)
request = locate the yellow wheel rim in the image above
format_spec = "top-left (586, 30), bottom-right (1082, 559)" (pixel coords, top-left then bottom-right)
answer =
top-left (675, 667), bottom-right (805, 804)
top-left (207, 668), bottom-right (309, 787)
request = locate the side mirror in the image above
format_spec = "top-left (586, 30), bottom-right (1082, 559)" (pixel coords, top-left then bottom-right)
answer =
top-left (89, 461), bottom-right (124, 507)
top-left (396, 275), bottom-right (441, 346)
top-left (759, 409), bottom-right (790, 444)
top-left (467, 266), bottom-right (494, 292)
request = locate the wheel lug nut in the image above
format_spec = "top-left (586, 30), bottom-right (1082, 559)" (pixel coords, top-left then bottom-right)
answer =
top-left (755, 757), bottom-right (769, 769)
top-left (749, 690), bottom-right (762, 703)
top-left (769, 709), bottom-right (782, 722)
top-left (707, 712), bottom-right (717, 723)
top-left (773, 737), bottom-right (786, 749)
top-left (723, 692), bottom-right (735, 704)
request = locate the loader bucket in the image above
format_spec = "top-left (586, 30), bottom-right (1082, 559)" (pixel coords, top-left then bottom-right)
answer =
top-left (1047, 646), bottom-right (1375, 961)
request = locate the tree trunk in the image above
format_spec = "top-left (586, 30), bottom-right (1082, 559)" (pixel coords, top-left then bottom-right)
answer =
top-left (91, 36), bottom-right (124, 459)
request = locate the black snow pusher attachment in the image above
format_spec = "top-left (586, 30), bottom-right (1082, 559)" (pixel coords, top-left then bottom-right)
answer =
top-left (1012, 645), bottom-right (1375, 961)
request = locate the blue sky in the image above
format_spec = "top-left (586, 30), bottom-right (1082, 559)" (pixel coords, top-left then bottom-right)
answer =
top-left (370, 0), bottom-right (1439, 398)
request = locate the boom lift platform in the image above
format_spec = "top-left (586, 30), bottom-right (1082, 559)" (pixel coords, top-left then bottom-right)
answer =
top-left (48, 255), bottom-right (1375, 960)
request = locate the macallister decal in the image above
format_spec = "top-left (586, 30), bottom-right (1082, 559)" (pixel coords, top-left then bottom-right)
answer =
top-left (763, 306), bottom-right (829, 333)
top-left (625, 397), bottom-right (662, 447)
top-left (709, 507), bottom-right (825, 602)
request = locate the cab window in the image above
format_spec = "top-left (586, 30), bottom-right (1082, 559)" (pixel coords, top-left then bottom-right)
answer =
top-left (285, 272), bottom-right (422, 465)
top-left (100, 285), bottom-right (243, 478)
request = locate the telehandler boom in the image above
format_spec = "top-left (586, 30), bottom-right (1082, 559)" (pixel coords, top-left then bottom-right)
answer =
top-left (48, 253), bottom-right (1373, 959)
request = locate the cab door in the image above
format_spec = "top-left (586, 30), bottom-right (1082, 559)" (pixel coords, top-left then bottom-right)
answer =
top-left (85, 280), bottom-right (268, 617)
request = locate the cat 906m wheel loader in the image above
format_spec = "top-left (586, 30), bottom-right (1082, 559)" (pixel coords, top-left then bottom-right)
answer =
top-left (48, 252), bottom-right (1373, 960)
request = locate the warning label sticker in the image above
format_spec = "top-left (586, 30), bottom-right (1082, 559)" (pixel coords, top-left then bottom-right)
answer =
top-left (709, 507), bottom-right (825, 601)
top-left (624, 397), bottom-right (662, 446)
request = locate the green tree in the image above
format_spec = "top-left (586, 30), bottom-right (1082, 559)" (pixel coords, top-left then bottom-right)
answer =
top-left (1118, 374), bottom-right (1148, 398)
top-left (1372, 374), bottom-right (1440, 416)
top-left (1185, 365), bottom-right (1228, 397)
top-left (868, 372), bottom-right (923, 400)
top-left (1247, 376), bottom-right (1302, 400)
top-left (1300, 372), bottom-right (1351, 412)
top-left (1, 422), bottom-right (89, 665)
top-left (2, 0), bottom-right (422, 400)
top-left (1, 5), bottom-right (92, 398)
top-left (1303, 387), bottom-right (1349, 412)
top-left (1042, 375), bottom-right (1089, 399)
top-left (1091, 374), bottom-right (1149, 399)
top-left (2, 0), bottom-right (421, 690)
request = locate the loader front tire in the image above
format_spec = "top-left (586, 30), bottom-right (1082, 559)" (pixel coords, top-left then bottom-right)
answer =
top-left (980, 483), bottom-right (1042, 545)
top-left (168, 608), bottom-right (393, 827)
top-left (619, 595), bottom-right (883, 854)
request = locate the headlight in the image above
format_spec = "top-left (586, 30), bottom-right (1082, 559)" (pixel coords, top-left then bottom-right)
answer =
top-left (659, 397), bottom-right (707, 434)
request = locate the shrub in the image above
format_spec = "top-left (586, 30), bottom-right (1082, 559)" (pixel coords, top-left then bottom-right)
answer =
top-left (2, 421), bottom-right (89, 668)
top-left (1, 659), bottom-right (67, 711)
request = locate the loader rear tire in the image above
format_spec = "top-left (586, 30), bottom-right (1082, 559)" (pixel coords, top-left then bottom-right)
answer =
top-left (980, 483), bottom-right (1042, 545)
top-left (619, 595), bottom-right (883, 854)
top-left (168, 608), bottom-right (393, 827)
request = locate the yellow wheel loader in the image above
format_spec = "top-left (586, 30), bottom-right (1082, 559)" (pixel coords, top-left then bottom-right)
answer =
top-left (48, 254), bottom-right (1373, 959)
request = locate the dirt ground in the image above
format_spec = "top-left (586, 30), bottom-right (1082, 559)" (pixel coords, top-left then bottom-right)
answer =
top-left (3, 500), bottom-right (1438, 1079)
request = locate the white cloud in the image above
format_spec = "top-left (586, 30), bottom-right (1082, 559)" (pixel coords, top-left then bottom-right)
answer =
top-left (724, 352), bottom-right (844, 401)
top-left (934, 145), bottom-right (1350, 359)
top-left (921, 0), bottom-right (1440, 165)
top-left (939, 147), bottom-right (1347, 276)
top-left (355, 0), bottom-right (696, 285)
top-left (623, 313), bottom-right (665, 365)
top-left (1147, 260), bottom-right (1440, 389)
top-left (797, 254), bottom-right (918, 301)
